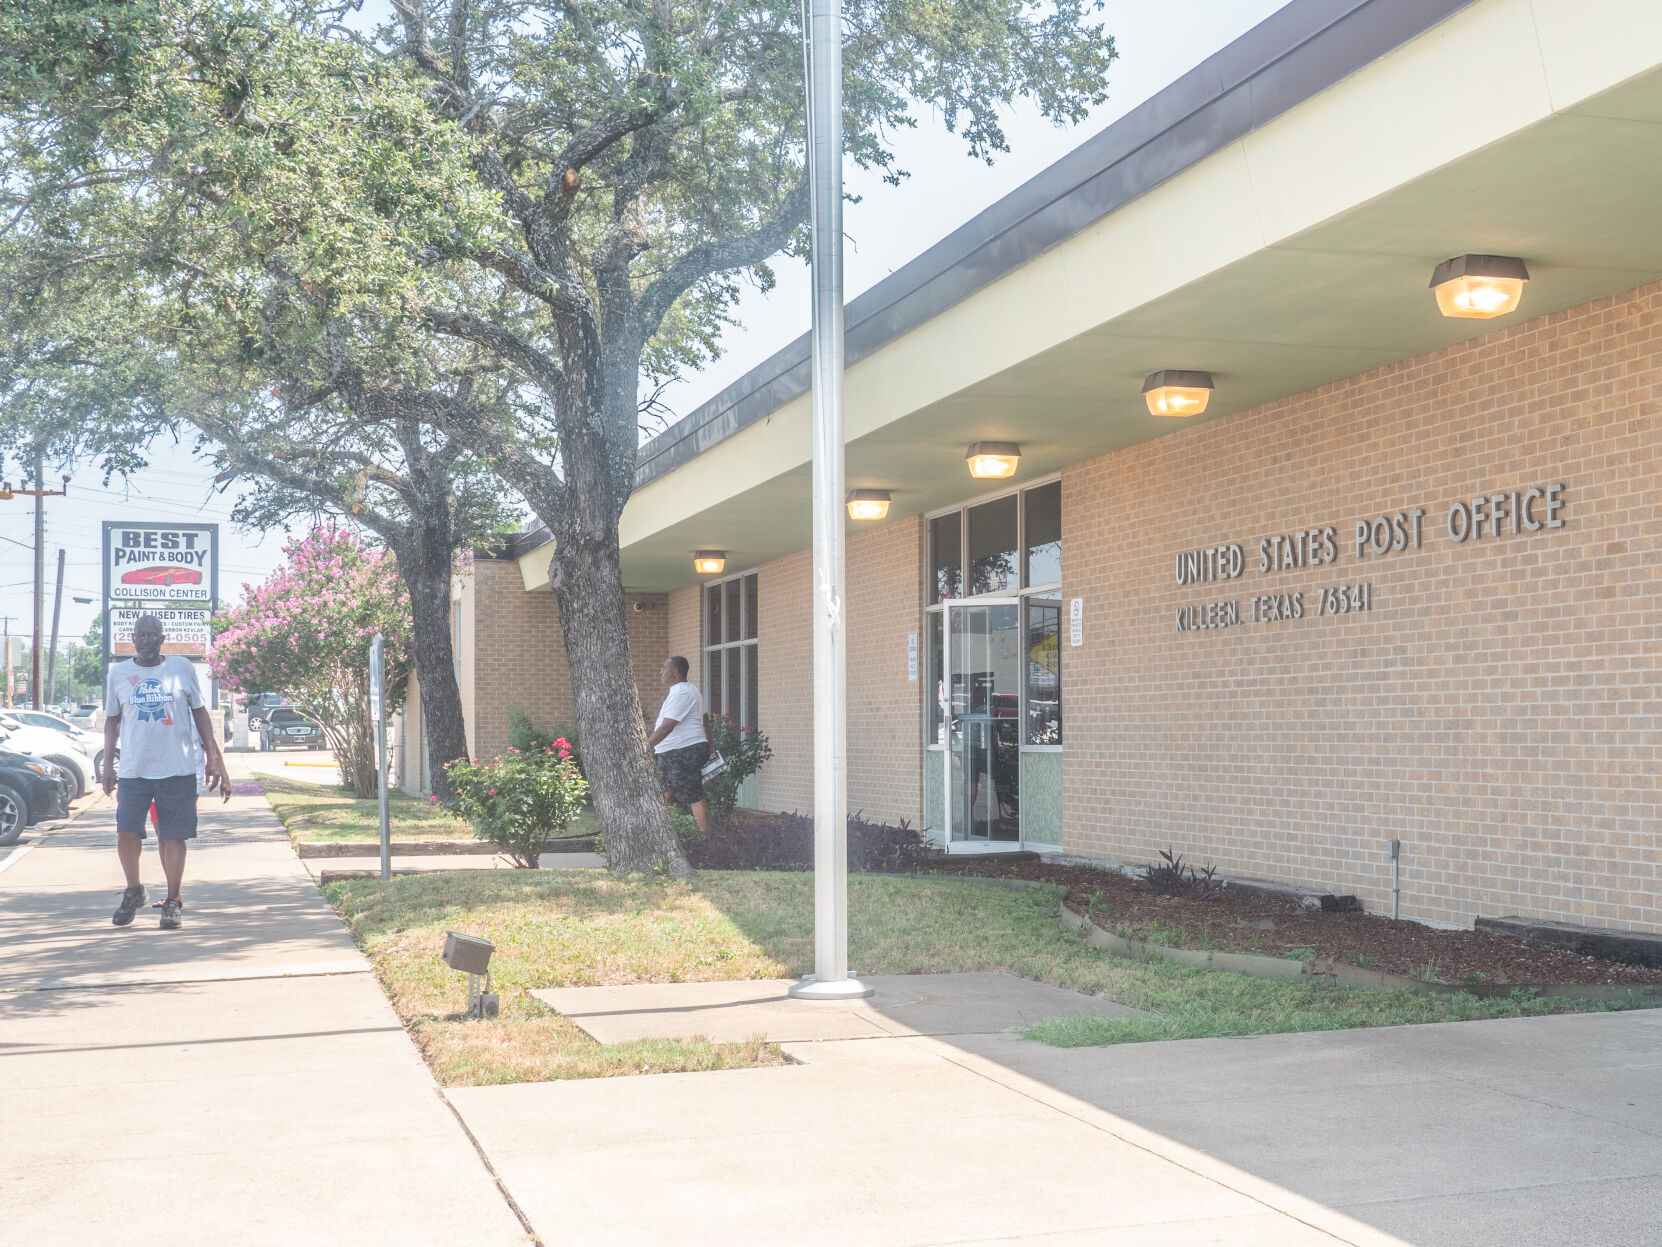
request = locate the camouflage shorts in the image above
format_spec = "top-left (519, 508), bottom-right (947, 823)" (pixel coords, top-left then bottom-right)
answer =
top-left (655, 742), bottom-right (710, 806)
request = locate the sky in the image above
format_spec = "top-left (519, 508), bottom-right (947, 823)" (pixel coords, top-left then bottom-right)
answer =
top-left (0, 0), bottom-right (1288, 676)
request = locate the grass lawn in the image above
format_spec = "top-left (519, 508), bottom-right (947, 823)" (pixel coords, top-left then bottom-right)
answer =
top-left (261, 775), bottom-right (598, 842)
top-left (323, 870), bottom-right (1631, 1087)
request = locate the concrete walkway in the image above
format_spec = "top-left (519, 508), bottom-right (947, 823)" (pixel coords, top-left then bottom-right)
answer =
top-left (0, 778), bottom-right (530, 1246)
top-left (7, 768), bottom-right (1661, 1245)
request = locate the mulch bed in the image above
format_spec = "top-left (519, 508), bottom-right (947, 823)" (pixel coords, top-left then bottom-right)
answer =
top-left (687, 811), bottom-right (1662, 988)
top-left (939, 856), bottom-right (1662, 988)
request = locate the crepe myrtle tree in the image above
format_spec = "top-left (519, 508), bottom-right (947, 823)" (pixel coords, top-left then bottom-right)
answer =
top-left (365, 0), bottom-right (1117, 875)
top-left (209, 526), bottom-right (412, 796)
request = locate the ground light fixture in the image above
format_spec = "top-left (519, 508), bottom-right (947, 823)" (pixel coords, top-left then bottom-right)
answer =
top-left (442, 930), bottom-right (498, 1019)
top-left (846, 489), bottom-right (891, 520)
top-left (1430, 254), bottom-right (1529, 319)
top-left (1142, 370), bottom-right (1214, 417)
top-left (965, 442), bottom-right (1021, 480)
top-left (692, 550), bottom-right (727, 575)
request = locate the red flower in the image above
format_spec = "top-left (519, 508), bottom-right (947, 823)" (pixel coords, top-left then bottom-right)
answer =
top-left (553, 737), bottom-right (570, 749)
top-left (506, 746), bottom-right (519, 754)
top-left (428, 795), bottom-right (438, 804)
top-left (559, 749), bottom-right (572, 760)
top-left (488, 788), bottom-right (498, 796)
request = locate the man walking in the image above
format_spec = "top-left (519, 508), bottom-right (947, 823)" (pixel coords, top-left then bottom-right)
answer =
top-left (101, 614), bottom-right (231, 929)
top-left (646, 655), bottom-right (710, 833)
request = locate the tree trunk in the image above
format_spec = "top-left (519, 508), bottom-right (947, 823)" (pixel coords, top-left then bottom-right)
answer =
top-left (396, 523), bottom-right (468, 800)
top-left (549, 529), bottom-right (689, 877)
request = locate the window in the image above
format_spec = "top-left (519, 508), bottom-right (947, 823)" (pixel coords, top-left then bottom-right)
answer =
top-left (926, 478), bottom-right (1064, 749)
top-left (703, 571), bottom-right (759, 730)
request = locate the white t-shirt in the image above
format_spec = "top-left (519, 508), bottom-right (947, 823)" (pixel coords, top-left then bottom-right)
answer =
top-left (104, 656), bottom-right (205, 779)
top-left (653, 681), bottom-right (705, 754)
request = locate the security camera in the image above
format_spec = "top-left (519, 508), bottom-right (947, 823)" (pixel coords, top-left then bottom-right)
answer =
top-left (632, 600), bottom-right (653, 612)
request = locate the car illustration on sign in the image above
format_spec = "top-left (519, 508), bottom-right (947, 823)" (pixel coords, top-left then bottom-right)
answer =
top-left (120, 567), bottom-right (204, 587)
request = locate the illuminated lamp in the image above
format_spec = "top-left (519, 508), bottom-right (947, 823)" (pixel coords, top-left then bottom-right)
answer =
top-left (692, 550), bottom-right (726, 575)
top-left (1430, 254), bottom-right (1529, 319)
top-left (964, 442), bottom-right (1021, 480)
top-left (1142, 370), bottom-right (1214, 417)
top-left (846, 489), bottom-right (891, 521)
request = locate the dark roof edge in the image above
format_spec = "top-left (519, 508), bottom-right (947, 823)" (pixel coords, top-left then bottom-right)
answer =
top-left (630, 0), bottom-right (1477, 489)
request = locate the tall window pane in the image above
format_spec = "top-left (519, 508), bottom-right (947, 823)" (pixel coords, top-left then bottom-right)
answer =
top-left (744, 644), bottom-right (759, 731)
top-left (1024, 482), bottom-right (1062, 587)
top-left (743, 574), bottom-right (758, 640)
top-left (724, 577), bottom-right (742, 644)
top-left (1024, 598), bottom-right (1062, 745)
top-left (705, 584), bottom-right (722, 648)
top-left (967, 494), bottom-right (1018, 596)
top-left (725, 645), bottom-right (742, 728)
top-left (930, 514), bottom-right (962, 603)
top-left (704, 653), bottom-right (717, 713)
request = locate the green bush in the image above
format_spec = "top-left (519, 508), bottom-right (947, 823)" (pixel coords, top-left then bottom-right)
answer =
top-left (443, 739), bottom-right (587, 868)
top-left (701, 714), bottom-right (773, 823)
top-left (505, 705), bottom-right (580, 762)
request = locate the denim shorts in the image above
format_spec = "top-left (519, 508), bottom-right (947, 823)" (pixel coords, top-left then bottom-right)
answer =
top-left (115, 774), bottom-right (198, 840)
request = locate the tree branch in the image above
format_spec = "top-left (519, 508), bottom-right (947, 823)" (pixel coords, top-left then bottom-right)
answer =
top-left (418, 303), bottom-right (565, 395)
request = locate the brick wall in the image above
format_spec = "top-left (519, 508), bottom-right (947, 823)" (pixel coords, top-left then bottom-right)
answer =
top-left (754, 518), bottom-right (926, 826)
top-left (1062, 280), bottom-right (1662, 932)
top-left (455, 557), bottom-right (668, 764)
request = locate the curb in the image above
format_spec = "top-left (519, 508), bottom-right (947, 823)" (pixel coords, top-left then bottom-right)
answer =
top-left (298, 836), bottom-right (598, 859)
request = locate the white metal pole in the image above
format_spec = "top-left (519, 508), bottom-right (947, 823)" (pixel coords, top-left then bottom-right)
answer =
top-left (373, 633), bottom-right (390, 882)
top-left (790, 0), bottom-right (870, 1001)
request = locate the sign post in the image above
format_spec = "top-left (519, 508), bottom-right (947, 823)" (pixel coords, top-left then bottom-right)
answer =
top-left (370, 633), bottom-right (390, 882)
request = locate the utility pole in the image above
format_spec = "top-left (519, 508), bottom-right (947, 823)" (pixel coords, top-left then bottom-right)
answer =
top-left (45, 548), bottom-right (65, 707)
top-left (0, 461), bottom-right (69, 709)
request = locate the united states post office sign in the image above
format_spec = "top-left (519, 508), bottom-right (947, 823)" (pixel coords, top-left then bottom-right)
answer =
top-left (103, 522), bottom-right (219, 606)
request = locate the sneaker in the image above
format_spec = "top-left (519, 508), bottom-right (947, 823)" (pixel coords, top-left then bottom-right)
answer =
top-left (159, 898), bottom-right (183, 930)
top-left (112, 885), bottom-right (147, 926)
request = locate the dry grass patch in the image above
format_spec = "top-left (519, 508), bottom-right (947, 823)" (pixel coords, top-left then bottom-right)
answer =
top-left (324, 869), bottom-right (1636, 1086)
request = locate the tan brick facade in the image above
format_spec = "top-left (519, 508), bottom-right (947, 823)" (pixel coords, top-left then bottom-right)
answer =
top-left (452, 558), bottom-right (667, 766)
top-left (753, 518), bottom-right (926, 827)
top-left (1062, 280), bottom-right (1662, 932)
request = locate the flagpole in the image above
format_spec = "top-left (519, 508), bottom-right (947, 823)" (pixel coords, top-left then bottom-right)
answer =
top-left (791, 0), bottom-right (870, 1001)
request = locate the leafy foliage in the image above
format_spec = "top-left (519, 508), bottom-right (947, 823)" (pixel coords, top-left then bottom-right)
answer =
top-left (699, 713), bottom-right (773, 823)
top-left (208, 526), bottom-right (410, 796)
top-left (444, 738), bottom-right (588, 869)
top-left (1143, 848), bottom-right (1223, 901)
top-left (506, 705), bottom-right (580, 769)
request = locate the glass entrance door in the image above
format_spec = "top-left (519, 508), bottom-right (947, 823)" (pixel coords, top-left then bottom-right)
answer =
top-left (945, 601), bottom-right (1021, 843)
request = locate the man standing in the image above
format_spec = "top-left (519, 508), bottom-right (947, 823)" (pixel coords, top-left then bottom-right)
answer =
top-left (646, 655), bottom-right (710, 833)
top-left (101, 614), bottom-right (231, 929)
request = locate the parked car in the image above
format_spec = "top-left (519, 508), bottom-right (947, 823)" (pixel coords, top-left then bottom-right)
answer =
top-left (247, 693), bottom-right (294, 731)
top-left (4, 708), bottom-right (101, 755)
top-left (66, 703), bottom-right (100, 728)
top-left (0, 748), bottom-right (72, 845)
top-left (0, 717), bottom-right (95, 799)
top-left (257, 707), bottom-right (324, 751)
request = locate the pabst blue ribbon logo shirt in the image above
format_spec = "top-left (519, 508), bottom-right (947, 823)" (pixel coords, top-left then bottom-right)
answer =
top-left (104, 655), bottom-right (205, 779)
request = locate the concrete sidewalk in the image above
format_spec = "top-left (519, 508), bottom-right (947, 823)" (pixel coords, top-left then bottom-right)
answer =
top-left (0, 784), bottom-right (530, 1246)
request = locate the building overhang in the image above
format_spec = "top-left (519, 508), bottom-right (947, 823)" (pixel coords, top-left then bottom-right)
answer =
top-left (512, 0), bottom-right (1662, 593)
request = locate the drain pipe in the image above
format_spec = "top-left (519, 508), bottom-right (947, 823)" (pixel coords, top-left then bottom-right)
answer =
top-left (1388, 839), bottom-right (1401, 919)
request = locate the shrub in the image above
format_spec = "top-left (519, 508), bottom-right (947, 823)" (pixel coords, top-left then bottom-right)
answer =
top-left (506, 705), bottom-right (579, 766)
top-left (1143, 848), bottom-right (1223, 900)
top-left (443, 739), bottom-right (587, 868)
top-left (701, 714), bottom-right (773, 822)
top-left (680, 808), bottom-right (934, 872)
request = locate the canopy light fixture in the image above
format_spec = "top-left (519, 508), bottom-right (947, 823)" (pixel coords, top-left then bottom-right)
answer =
top-left (1142, 370), bottom-right (1214, 417)
top-left (693, 550), bottom-right (727, 575)
top-left (846, 489), bottom-right (891, 521)
top-left (1430, 254), bottom-right (1529, 319)
top-left (965, 442), bottom-right (1021, 480)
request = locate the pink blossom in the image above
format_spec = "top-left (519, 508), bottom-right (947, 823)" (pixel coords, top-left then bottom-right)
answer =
top-left (487, 788), bottom-right (497, 796)
top-left (428, 795), bottom-right (438, 804)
